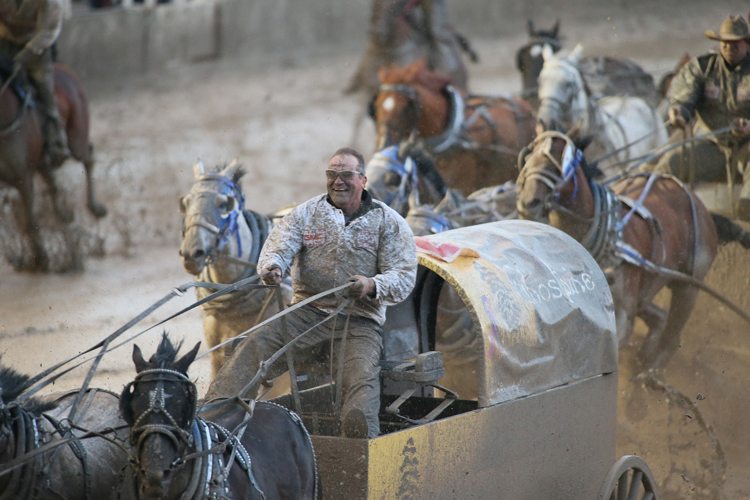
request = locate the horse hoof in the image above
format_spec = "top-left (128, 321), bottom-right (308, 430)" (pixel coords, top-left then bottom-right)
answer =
top-left (89, 203), bottom-right (108, 218)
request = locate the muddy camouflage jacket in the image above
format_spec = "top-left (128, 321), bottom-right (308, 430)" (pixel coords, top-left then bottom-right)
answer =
top-left (258, 191), bottom-right (417, 325)
top-left (670, 52), bottom-right (750, 148)
top-left (0, 0), bottom-right (62, 53)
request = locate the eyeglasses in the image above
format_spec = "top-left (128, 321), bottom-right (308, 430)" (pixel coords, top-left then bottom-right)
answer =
top-left (325, 170), bottom-right (363, 181)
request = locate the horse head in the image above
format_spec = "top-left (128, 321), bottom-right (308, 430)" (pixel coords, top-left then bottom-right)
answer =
top-left (516, 19), bottom-right (562, 101)
top-left (365, 143), bottom-right (446, 216)
top-left (516, 131), bottom-right (593, 230)
top-left (536, 44), bottom-right (589, 133)
top-left (404, 195), bottom-right (456, 237)
top-left (373, 60), bottom-right (453, 150)
top-left (179, 160), bottom-right (246, 275)
top-left (120, 334), bottom-right (200, 499)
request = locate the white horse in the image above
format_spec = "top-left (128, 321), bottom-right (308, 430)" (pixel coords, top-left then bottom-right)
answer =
top-left (179, 160), bottom-right (292, 377)
top-left (536, 44), bottom-right (668, 178)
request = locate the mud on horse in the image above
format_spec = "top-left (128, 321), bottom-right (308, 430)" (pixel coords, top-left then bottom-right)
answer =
top-left (516, 131), bottom-right (723, 370)
top-left (372, 60), bottom-right (535, 196)
top-left (179, 160), bottom-right (292, 378)
top-left (119, 334), bottom-right (318, 499)
top-left (0, 56), bottom-right (106, 271)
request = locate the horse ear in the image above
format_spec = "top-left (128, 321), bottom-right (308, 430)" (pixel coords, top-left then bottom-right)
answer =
top-left (221, 159), bottom-right (244, 181)
top-left (133, 345), bottom-right (147, 373)
top-left (569, 44), bottom-right (583, 64)
top-left (542, 44), bottom-right (555, 61)
top-left (119, 382), bottom-right (135, 425)
top-left (527, 19), bottom-right (535, 36)
top-left (551, 19), bottom-right (560, 38)
top-left (193, 160), bottom-right (206, 179)
top-left (174, 342), bottom-right (201, 375)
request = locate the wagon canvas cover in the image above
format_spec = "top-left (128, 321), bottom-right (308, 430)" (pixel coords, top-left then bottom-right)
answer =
top-left (414, 219), bottom-right (617, 407)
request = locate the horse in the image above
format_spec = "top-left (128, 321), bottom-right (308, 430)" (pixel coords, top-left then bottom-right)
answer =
top-left (372, 60), bottom-right (536, 195)
top-left (0, 364), bottom-right (129, 499)
top-left (515, 19), bottom-right (660, 109)
top-left (179, 160), bottom-right (292, 378)
top-left (365, 144), bottom-right (447, 216)
top-left (118, 334), bottom-right (318, 499)
top-left (536, 45), bottom-right (668, 179)
top-left (0, 55), bottom-right (107, 271)
top-left (514, 130), bottom-right (730, 370)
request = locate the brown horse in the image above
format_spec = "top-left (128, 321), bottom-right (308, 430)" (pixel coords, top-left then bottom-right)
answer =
top-left (373, 60), bottom-right (535, 196)
top-left (516, 131), bottom-right (722, 370)
top-left (0, 57), bottom-right (106, 271)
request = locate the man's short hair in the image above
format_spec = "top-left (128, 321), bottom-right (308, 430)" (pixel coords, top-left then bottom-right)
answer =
top-left (330, 147), bottom-right (366, 174)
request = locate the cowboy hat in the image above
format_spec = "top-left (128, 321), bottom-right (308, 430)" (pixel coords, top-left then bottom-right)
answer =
top-left (705, 15), bottom-right (750, 41)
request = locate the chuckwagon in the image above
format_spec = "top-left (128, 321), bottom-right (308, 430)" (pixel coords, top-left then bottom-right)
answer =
top-left (273, 219), bottom-right (658, 500)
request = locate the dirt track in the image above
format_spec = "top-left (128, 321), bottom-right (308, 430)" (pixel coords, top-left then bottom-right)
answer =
top-left (1, 8), bottom-right (749, 499)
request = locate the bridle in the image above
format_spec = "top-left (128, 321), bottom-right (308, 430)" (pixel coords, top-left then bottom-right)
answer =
top-left (537, 58), bottom-right (591, 132)
top-left (123, 368), bottom-right (267, 499)
top-left (518, 131), bottom-right (623, 264)
top-left (374, 83), bottom-right (420, 145)
top-left (124, 368), bottom-right (196, 459)
top-left (182, 174), bottom-right (246, 265)
top-left (366, 146), bottom-right (418, 213)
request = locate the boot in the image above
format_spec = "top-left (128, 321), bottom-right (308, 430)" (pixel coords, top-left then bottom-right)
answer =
top-left (43, 119), bottom-right (70, 166)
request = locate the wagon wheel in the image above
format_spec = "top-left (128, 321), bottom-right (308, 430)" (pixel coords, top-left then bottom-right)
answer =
top-left (596, 455), bottom-right (658, 500)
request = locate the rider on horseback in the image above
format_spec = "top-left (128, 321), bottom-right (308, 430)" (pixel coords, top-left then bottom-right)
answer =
top-left (654, 15), bottom-right (750, 220)
top-left (0, 0), bottom-right (69, 166)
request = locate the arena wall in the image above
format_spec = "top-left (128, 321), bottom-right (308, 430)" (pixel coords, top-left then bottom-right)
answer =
top-left (58, 0), bottom-right (747, 82)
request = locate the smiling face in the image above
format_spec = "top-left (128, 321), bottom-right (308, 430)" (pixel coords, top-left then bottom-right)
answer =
top-left (326, 153), bottom-right (366, 216)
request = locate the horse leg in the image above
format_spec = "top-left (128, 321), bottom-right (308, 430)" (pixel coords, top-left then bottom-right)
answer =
top-left (80, 143), bottom-right (107, 218)
top-left (639, 284), bottom-right (699, 371)
top-left (16, 176), bottom-right (48, 271)
top-left (38, 167), bottom-right (74, 223)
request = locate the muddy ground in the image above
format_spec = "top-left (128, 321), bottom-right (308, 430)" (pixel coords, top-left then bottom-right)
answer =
top-left (1, 8), bottom-right (749, 499)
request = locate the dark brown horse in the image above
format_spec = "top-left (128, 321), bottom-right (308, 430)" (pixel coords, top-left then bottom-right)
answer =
top-left (119, 335), bottom-right (318, 499)
top-left (0, 365), bottom-right (129, 499)
top-left (516, 131), bottom-right (722, 370)
top-left (373, 60), bottom-right (535, 196)
top-left (0, 57), bottom-right (106, 271)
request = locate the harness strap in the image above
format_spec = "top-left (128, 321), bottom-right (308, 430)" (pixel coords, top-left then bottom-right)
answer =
top-left (42, 414), bottom-right (92, 500)
top-left (423, 85), bottom-right (465, 153)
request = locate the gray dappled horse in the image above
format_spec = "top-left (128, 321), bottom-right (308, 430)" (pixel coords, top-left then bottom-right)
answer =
top-left (515, 19), bottom-right (660, 109)
top-left (118, 335), bottom-right (318, 499)
top-left (0, 365), bottom-right (128, 499)
top-left (536, 45), bottom-right (668, 179)
top-left (178, 160), bottom-right (292, 378)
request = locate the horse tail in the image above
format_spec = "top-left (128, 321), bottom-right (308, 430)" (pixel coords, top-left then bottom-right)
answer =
top-left (710, 212), bottom-right (750, 249)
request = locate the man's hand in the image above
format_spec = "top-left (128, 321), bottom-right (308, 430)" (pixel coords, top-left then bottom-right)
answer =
top-left (13, 48), bottom-right (35, 67)
top-left (668, 106), bottom-right (688, 130)
top-left (260, 265), bottom-right (282, 286)
top-left (347, 275), bottom-right (376, 300)
top-left (732, 117), bottom-right (750, 138)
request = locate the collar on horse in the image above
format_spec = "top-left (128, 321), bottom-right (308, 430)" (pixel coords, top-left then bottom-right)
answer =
top-left (125, 367), bottom-right (266, 499)
top-left (378, 83), bottom-right (465, 153)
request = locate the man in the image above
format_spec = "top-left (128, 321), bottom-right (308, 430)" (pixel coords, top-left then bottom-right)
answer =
top-left (654, 14), bottom-right (750, 219)
top-left (206, 148), bottom-right (417, 438)
top-left (0, 0), bottom-right (69, 165)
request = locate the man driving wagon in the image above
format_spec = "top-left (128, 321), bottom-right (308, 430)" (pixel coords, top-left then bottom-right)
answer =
top-left (206, 147), bottom-right (417, 439)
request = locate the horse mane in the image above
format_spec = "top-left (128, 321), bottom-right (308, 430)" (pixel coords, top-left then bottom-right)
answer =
top-left (0, 365), bottom-right (57, 414)
top-left (148, 333), bottom-right (185, 370)
top-left (379, 60), bottom-right (452, 93)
